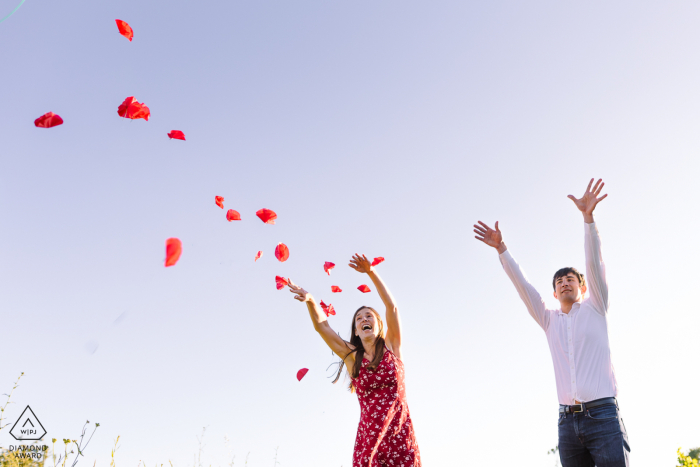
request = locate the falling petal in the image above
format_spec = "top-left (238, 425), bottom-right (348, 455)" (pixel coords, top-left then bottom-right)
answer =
top-left (168, 130), bottom-right (186, 140)
top-left (226, 209), bottom-right (241, 221)
top-left (275, 276), bottom-right (288, 290)
top-left (275, 243), bottom-right (289, 262)
top-left (255, 251), bottom-right (263, 262)
top-left (115, 19), bottom-right (133, 41)
top-left (323, 262), bottom-right (335, 275)
top-left (371, 257), bottom-right (385, 267)
top-left (357, 284), bottom-right (371, 293)
top-left (319, 300), bottom-right (336, 317)
top-left (296, 368), bottom-right (309, 381)
top-left (34, 112), bottom-right (63, 128)
top-left (165, 238), bottom-right (182, 267)
top-left (331, 286), bottom-right (342, 293)
top-left (215, 196), bottom-right (224, 209)
top-left (117, 96), bottom-right (150, 121)
top-left (256, 208), bottom-right (277, 224)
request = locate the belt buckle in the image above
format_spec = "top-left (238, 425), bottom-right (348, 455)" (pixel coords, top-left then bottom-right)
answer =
top-left (572, 403), bottom-right (583, 413)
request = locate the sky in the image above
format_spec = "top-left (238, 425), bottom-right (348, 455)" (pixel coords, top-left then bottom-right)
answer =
top-left (1, 0), bottom-right (699, 466)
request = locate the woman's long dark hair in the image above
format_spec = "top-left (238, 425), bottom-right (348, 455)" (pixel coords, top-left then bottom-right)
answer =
top-left (332, 306), bottom-right (386, 393)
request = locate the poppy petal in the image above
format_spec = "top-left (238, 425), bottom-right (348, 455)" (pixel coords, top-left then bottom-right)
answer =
top-left (226, 209), bottom-right (241, 221)
top-left (117, 97), bottom-right (136, 117)
top-left (256, 208), bottom-right (277, 224)
top-left (215, 196), bottom-right (224, 209)
top-left (165, 238), bottom-right (182, 267)
top-left (34, 112), bottom-right (63, 128)
top-left (331, 286), bottom-right (342, 293)
top-left (357, 284), bottom-right (371, 293)
top-left (255, 251), bottom-right (263, 262)
top-left (371, 257), bottom-right (385, 267)
top-left (117, 97), bottom-right (150, 121)
top-left (275, 275), bottom-right (288, 290)
top-left (115, 19), bottom-right (133, 41)
top-left (319, 300), bottom-right (336, 317)
top-left (275, 243), bottom-right (289, 262)
top-left (323, 262), bottom-right (335, 276)
top-left (297, 368), bottom-right (309, 381)
top-left (168, 130), bottom-right (186, 140)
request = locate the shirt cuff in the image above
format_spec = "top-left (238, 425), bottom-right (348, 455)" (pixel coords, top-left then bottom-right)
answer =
top-left (499, 249), bottom-right (513, 261)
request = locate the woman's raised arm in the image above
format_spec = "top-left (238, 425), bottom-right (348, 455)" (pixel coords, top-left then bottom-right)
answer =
top-left (349, 254), bottom-right (403, 359)
top-left (287, 279), bottom-right (356, 365)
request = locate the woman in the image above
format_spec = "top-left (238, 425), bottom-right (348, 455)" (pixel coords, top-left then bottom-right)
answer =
top-left (287, 254), bottom-right (421, 467)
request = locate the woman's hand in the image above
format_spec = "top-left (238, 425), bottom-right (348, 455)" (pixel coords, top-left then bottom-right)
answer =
top-left (349, 254), bottom-right (373, 274)
top-left (288, 279), bottom-right (312, 302)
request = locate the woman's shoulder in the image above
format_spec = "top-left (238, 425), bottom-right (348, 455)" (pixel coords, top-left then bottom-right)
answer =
top-left (384, 344), bottom-right (404, 365)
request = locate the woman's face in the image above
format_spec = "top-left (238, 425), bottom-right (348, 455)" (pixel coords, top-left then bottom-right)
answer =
top-left (354, 308), bottom-right (379, 340)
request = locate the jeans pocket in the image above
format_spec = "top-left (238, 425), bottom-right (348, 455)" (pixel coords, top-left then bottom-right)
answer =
top-left (558, 413), bottom-right (565, 426)
top-left (585, 404), bottom-right (618, 421)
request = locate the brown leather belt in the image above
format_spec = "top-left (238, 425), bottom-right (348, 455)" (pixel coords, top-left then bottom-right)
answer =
top-left (559, 397), bottom-right (617, 414)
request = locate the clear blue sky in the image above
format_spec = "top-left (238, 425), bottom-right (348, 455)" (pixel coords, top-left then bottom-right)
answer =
top-left (1, 0), bottom-right (699, 465)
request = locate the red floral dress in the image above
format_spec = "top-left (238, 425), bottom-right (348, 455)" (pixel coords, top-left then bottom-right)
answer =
top-left (352, 347), bottom-right (421, 467)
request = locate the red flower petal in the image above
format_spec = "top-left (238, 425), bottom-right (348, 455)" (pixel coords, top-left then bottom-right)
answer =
top-left (117, 97), bottom-right (150, 121)
top-left (215, 196), bottom-right (224, 209)
top-left (256, 208), bottom-right (277, 224)
top-left (168, 130), bottom-right (186, 141)
top-left (117, 97), bottom-right (135, 117)
top-left (357, 284), bottom-right (371, 293)
top-left (254, 251), bottom-right (263, 262)
top-left (319, 300), bottom-right (336, 317)
top-left (226, 209), bottom-right (241, 221)
top-left (331, 286), bottom-right (342, 293)
top-left (275, 275), bottom-right (288, 290)
top-left (371, 257), bottom-right (385, 267)
top-left (115, 19), bottom-right (133, 41)
top-left (130, 102), bottom-right (150, 120)
top-left (296, 368), bottom-right (309, 381)
top-left (323, 261), bottom-right (335, 276)
top-left (34, 112), bottom-right (64, 128)
top-left (275, 243), bottom-right (289, 262)
top-left (165, 238), bottom-right (182, 267)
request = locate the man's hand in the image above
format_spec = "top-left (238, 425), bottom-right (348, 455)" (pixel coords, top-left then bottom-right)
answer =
top-left (568, 178), bottom-right (607, 223)
top-left (474, 221), bottom-right (507, 254)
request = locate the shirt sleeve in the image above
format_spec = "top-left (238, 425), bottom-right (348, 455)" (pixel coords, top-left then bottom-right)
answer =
top-left (499, 250), bottom-right (550, 331)
top-left (584, 222), bottom-right (609, 315)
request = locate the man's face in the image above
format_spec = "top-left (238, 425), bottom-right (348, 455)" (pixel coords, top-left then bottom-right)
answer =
top-left (553, 273), bottom-right (587, 304)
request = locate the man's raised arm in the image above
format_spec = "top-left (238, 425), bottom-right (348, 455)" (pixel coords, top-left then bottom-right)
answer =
top-left (568, 178), bottom-right (609, 314)
top-left (474, 221), bottom-right (550, 331)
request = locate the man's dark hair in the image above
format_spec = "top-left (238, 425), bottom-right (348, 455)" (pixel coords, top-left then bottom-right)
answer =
top-left (552, 267), bottom-right (586, 291)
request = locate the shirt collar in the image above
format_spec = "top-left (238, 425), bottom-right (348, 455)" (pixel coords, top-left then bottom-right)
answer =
top-left (558, 301), bottom-right (581, 316)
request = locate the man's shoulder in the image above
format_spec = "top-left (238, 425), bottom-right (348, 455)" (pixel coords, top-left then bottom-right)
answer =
top-left (580, 297), bottom-right (607, 316)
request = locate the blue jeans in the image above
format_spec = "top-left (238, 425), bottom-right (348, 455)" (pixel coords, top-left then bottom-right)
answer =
top-left (558, 402), bottom-right (631, 467)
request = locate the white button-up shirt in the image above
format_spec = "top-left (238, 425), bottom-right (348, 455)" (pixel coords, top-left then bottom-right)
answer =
top-left (499, 222), bottom-right (618, 405)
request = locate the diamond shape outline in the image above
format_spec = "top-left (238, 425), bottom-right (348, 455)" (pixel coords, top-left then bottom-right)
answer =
top-left (9, 405), bottom-right (46, 441)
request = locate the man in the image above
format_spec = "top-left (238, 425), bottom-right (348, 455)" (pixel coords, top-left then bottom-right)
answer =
top-left (473, 179), bottom-right (630, 467)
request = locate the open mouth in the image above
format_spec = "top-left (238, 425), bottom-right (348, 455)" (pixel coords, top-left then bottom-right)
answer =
top-left (362, 324), bottom-right (372, 331)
